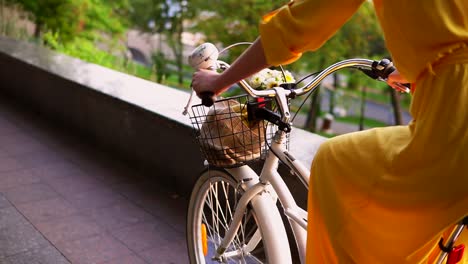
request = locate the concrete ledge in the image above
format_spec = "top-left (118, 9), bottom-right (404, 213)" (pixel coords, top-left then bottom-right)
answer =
top-left (0, 36), bottom-right (325, 196)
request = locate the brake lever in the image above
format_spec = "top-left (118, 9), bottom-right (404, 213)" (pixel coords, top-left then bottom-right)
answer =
top-left (359, 59), bottom-right (410, 93)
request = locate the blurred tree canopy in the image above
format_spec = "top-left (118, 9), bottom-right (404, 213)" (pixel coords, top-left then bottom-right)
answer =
top-left (187, 1), bottom-right (386, 69)
top-left (2, 0), bottom-right (403, 132)
top-left (297, 2), bottom-right (388, 131)
top-left (82, 0), bottom-right (129, 37)
top-left (5, 0), bottom-right (86, 41)
top-left (188, 0), bottom-right (284, 60)
top-left (4, 0), bottom-right (140, 77)
top-left (7, 0), bottom-right (129, 43)
top-left (186, 0), bottom-right (389, 131)
top-left (285, 1), bottom-right (387, 73)
top-left (128, 0), bottom-right (198, 85)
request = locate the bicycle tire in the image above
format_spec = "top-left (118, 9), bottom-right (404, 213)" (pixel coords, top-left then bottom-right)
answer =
top-left (186, 168), bottom-right (292, 264)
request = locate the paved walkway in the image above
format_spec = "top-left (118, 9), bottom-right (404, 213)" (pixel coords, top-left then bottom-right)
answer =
top-left (0, 95), bottom-right (188, 264)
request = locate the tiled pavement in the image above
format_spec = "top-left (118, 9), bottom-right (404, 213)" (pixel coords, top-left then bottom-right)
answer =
top-left (0, 96), bottom-right (189, 264)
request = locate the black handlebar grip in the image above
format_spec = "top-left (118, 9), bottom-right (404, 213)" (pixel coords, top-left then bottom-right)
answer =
top-left (372, 58), bottom-right (395, 79)
top-left (200, 91), bottom-right (215, 107)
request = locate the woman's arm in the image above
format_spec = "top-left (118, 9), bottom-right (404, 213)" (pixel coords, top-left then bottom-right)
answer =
top-left (191, 37), bottom-right (269, 96)
top-left (191, 0), bottom-right (365, 97)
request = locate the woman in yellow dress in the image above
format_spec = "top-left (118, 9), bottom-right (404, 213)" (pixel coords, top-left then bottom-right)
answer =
top-left (192, 0), bottom-right (468, 263)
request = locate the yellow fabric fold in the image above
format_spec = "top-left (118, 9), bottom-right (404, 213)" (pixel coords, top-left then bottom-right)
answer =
top-left (306, 44), bottom-right (468, 264)
top-left (257, 0), bottom-right (468, 263)
top-left (259, 0), bottom-right (365, 66)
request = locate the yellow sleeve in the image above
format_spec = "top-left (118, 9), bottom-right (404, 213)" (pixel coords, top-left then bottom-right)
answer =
top-left (259, 0), bottom-right (365, 66)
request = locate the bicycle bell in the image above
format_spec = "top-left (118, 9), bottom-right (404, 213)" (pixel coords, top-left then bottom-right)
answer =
top-left (188, 43), bottom-right (219, 70)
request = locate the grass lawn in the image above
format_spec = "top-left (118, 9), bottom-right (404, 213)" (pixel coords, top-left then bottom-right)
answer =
top-left (335, 115), bottom-right (388, 128)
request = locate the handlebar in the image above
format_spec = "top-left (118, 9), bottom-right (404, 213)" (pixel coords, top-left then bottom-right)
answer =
top-left (187, 43), bottom-right (408, 108)
top-left (217, 58), bottom-right (384, 101)
top-left (199, 91), bottom-right (215, 107)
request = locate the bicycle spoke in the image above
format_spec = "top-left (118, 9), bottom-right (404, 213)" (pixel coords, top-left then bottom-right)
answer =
top-left (220, 181), bottom-right (245, 250)
top-left (207, 183), bottom-right (224, 246)
top-left (189, 173), bottom-right (271, 264)
top-left (204, 181), bottom-right (242, 252)
top-left (211, 181), bottom-right (243, 251)
top-left (207, 183), bottom-right (221, 245)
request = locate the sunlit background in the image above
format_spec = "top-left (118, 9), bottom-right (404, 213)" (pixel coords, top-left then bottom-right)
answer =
top-left (0, 0), bottom-right (412, 136)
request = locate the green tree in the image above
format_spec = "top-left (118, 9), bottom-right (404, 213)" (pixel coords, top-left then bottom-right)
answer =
top-left (129, 0), bottom-right (197, 85)
top-left (301, 1), bottom-right (387, 132)
top-left (167, 0), bottom-right (192, 85)
top-left (189, 1), bottom-right (283, 60)
top-left (7, 0), bottom-right (128, 43)
top-left (76, 0), bottom-right (129, 55)
top-left (15, 0), bottom-right (132, 76)
top-left (187, 1), bottom-right (390, 132)
top-left (81, 0), bottom-right (129, 37)
top-left (6, 0), bottom-right (86, 41)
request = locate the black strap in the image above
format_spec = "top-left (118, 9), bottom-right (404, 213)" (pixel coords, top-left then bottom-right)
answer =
top-left (438, 237), bottom-right (454, 253)
top-left (438, 216), bottom-right (467, 253)
top-left (462, 216), bottom-right (468, 225)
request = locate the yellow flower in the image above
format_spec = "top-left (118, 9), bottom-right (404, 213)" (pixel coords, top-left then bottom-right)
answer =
top-left (247, 69), bottom-right (295, 90)
top-left (265, 78), bottom-right (279, 89)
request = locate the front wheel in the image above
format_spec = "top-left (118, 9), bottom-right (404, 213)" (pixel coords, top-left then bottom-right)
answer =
top-left (186, 168), bottom-right (291, 264)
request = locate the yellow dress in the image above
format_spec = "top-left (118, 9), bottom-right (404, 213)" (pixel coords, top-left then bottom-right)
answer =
top-left (259, 0), bottom-right (468, 263)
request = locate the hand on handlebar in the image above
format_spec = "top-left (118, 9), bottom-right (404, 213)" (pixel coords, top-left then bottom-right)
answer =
top-left (192, 69), bottom-right (224, 96)
top-left (187, 42), bottom-right (227, 107)
top-left (192, 69), bottom-right (228, 107)
top-left (387, 69), bottom-right (411, 93)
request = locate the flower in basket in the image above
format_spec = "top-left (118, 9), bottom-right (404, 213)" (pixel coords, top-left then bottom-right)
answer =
top-left (247, 68), bottom-right (295, 90)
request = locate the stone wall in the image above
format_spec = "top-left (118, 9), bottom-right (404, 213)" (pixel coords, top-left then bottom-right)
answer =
top-left (0, 36), bottom-right (325, 197)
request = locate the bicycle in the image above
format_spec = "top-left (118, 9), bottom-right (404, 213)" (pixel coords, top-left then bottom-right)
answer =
top-left (184, 42), bottom-right (467, 264)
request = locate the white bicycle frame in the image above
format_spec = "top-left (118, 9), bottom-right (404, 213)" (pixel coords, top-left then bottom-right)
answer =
top-left (209, 58), bottom-right (375, 264)
top-left (221, 134), bottom-right (310, 263)
top-left (205, 58), bottom-right (465, 264)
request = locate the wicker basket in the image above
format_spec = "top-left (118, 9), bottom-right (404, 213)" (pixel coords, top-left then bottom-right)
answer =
top-left (189, 95), bottom-right (276, 167)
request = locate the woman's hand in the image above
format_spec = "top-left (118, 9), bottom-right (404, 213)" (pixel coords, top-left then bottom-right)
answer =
top-left (191, 38), bottom-right (269, 99)
top-left (192, 69), bottom-right (228, 97)
top-left (387, 69), bottom-right (410, 93)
